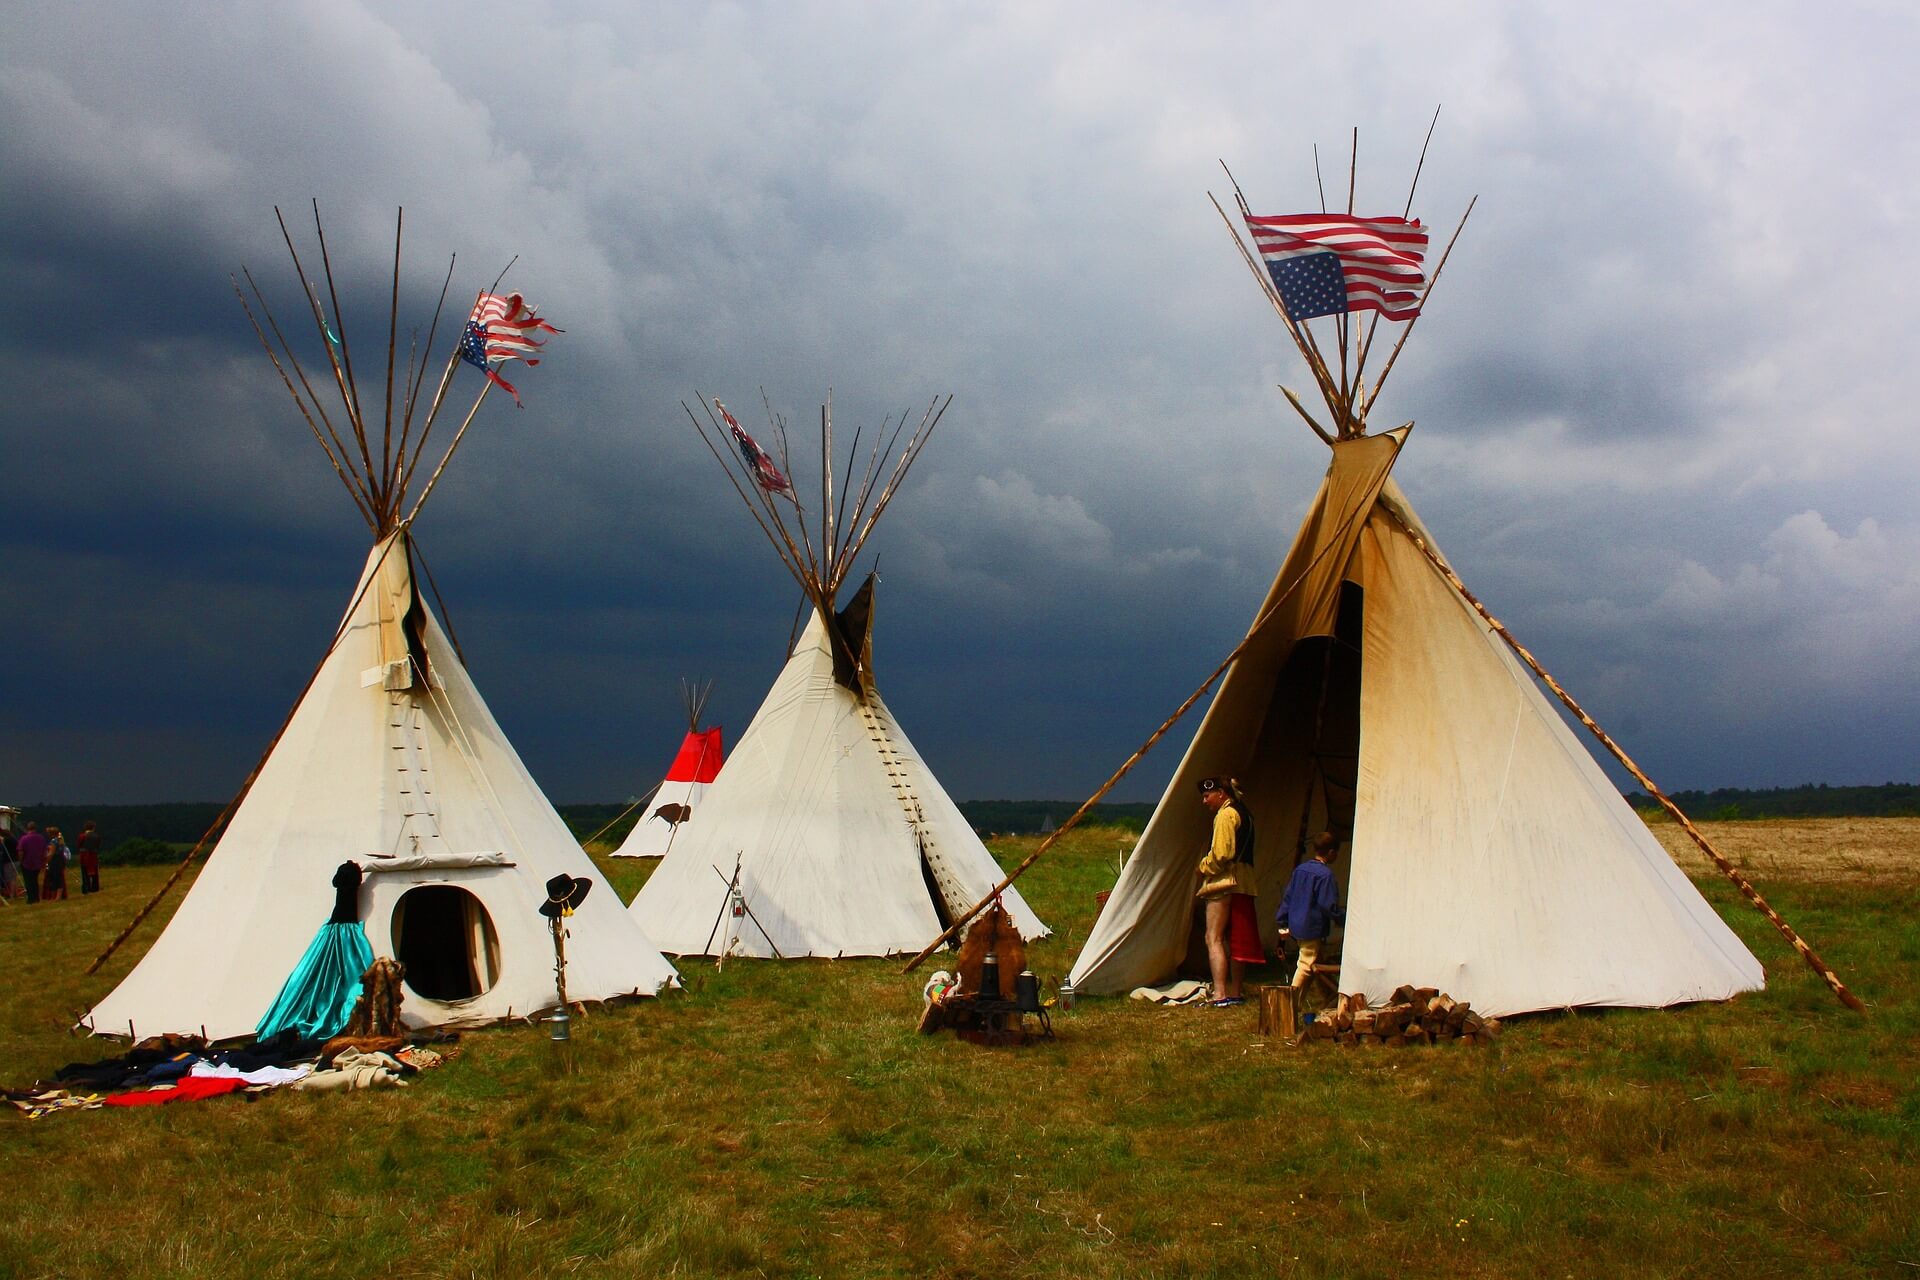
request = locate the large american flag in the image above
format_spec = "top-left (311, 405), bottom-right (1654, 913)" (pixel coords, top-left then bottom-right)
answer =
top-left (460, 292), bottom-right (560, 406)
top-left (716, 400), bottom-right (793, 497)
top-left (1244, 213), bottom-right (1428, 322)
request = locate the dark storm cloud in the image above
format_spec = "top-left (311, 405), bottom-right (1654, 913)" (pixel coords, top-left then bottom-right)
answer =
top-left (4, 2), bottom-right (1918, 808)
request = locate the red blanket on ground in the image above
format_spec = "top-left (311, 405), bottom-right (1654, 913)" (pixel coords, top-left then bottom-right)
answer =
top-left (104, 1077), bottom-right (245, 1107)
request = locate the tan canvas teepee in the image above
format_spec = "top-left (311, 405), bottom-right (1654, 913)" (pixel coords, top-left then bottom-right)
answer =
top-left (1010, 142), bottom-right (1853, 1015)
top-left (1067, 427), bottom-right (1764, 1013)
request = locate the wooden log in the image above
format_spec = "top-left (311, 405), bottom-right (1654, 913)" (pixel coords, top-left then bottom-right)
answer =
top-left (1413, 987), bottom-right (1439, 1007)
top-left (1350, 1010), bottom-right (1376, 1035)
top-left (1258, 985), bottom-right (1299, 1039)
top-left (1447, 1002), bottom-right (1471, 1033)
top-left (1390, 984), bottom-right (1418, 1006)
top-left (1482, 1018), bottom-right (1503, 1040)
top-left (1332, 1010), bottom-right (1354, 1033)
top-left (1461, 1011), bottom-right (1485, 1034)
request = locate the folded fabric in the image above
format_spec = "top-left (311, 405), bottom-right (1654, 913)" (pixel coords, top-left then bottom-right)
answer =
top-left (292, 1048), bottom-right (408, 1093)
top-left (104, 1077), bottom-right (246, 1107)
top-left (188, 1062), bottom-right (314, 1088)
top-left (139, 1054), bottom-right (204, 1083)
top-left (1127, 979), bottom-right (1212, 1005)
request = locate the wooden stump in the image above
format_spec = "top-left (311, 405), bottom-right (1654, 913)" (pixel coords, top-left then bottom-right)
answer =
top-left (1257, 985), bottom-right (1299, 1040)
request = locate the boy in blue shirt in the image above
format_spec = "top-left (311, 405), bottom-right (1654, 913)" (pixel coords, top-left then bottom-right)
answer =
top-left (1277, 830), bottom-right (1346, 988)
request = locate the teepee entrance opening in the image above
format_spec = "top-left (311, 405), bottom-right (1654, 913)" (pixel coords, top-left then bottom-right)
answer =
top-left (391, 885), bottom-right (501, 1003)
top-left (1179, 581), bottom-right (1366, 978)
top-left (1256, 580), bottom-right (1364, 875)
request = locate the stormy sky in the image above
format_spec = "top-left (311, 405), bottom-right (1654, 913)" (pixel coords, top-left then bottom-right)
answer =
top-left (3, 3), bottom-right (1917, 806)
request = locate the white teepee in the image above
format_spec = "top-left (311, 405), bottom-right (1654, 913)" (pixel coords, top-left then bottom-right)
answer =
top-left (628, 396), bottom-right (1047, 957)
top-left (1060, 156), bottom-right (1854, 1014)
top-left (612, 680), bottom-right (725, 858)
top-left (84, 209), bottom-right (676, 1039)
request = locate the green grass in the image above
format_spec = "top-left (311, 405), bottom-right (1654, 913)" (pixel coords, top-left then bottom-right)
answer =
top-left (3, 825), bottom-right (1917, 1278)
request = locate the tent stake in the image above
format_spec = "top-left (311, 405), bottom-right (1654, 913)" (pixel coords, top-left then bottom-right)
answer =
top-left (1380, 507), bottom-right (1864, 1012)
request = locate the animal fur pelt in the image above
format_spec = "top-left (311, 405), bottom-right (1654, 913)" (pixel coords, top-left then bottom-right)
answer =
top-left (344, 956), bottom-right (407, 1037)
top-left (953, 904), bottom-right (1025, 1001)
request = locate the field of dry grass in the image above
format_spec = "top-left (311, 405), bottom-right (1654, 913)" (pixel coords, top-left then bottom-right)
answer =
top-left (1649, 815), bottom-right (1920, 884)
top-left (1, 817), bottom-right (1915, 1278)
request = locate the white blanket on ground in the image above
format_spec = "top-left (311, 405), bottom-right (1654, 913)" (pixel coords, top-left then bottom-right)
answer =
top-left (188, 1062), bottom-right (315, 1087)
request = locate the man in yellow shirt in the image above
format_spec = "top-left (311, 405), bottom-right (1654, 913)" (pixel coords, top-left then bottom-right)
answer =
top-left (1194, 777), bottom-right (1260, 1006)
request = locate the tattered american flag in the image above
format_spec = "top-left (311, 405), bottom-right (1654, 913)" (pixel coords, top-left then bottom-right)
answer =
top-left (460, 292), bottom-right (560, 406)
top-left (716, 400), bottom-right (793, 497)
top-left (1244, 213), bottom-right (1428, 322)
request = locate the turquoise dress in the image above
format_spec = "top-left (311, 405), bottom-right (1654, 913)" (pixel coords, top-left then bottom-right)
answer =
top-left (256, 862), bottom-right (374, 1041)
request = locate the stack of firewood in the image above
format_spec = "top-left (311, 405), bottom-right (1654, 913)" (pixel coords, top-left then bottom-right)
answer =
top-left (1297, 986), bottom-right (1502, 1047)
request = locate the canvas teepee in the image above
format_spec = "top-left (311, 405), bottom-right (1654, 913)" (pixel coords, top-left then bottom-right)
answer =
top-left (993, 142), bottom-right (1852, 1016)
top-left (84, 207), bottom-right (677, 1040)
top-left (628, 396), bottom-right (1047, 957)
top-left (612, 679), bottom-right (726, 858)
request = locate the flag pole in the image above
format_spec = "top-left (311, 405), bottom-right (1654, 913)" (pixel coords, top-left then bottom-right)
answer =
top-left (1365, 196), bottom-right (1476, 410)
top-left (1209, 193), bottom-right (1341, 416)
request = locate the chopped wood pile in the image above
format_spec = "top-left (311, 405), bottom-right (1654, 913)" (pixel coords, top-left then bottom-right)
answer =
top-left (1296, 986), bottom-right (1503, 1047)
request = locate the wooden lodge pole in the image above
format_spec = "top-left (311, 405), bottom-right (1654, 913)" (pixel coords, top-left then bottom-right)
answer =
top-left (1380, 507), bottom-right (1865, 1012)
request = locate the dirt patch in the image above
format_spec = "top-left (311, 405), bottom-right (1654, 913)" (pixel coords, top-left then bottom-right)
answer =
top-left (1645, 817), bottom-right (1920, 886)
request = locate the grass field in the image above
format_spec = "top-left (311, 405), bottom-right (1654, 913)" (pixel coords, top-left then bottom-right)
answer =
top-left (2, 819), bottom-right (1916, 1278)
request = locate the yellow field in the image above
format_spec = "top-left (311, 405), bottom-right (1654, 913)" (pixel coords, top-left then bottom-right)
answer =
top-left (1648, 815), bottom-right (1920, 884)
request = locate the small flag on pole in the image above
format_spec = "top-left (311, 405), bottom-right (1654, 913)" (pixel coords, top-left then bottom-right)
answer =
top-left (460, 292), bottom-right (560, 406)
top-left (716, 400), bottom-right (793, 497)
top-left (1244, 214), bottom-right (1428, 321)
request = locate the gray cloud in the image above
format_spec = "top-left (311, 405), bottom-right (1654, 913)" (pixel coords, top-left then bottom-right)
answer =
top-left (4, 2), bottom-right (1919, 806)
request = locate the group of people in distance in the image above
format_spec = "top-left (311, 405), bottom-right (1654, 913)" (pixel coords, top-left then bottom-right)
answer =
top-left (1, 820), bottom-right (102, 903)
top-left (1194, 777), bottom-right (1344, 1007)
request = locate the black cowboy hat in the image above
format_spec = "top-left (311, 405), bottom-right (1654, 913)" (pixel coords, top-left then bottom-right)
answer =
top-left (540, 873), bottom-right (593, 918)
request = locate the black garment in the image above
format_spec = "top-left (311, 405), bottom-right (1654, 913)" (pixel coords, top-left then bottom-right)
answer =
top-left (1228, 800), bottom-right (1257, 865)
top-left (329, 861), bottom-right (363, 925)
top-left (81, 868), bottom-right (100, 894)
top-left (54, 1037), bottom-right (211, 1090)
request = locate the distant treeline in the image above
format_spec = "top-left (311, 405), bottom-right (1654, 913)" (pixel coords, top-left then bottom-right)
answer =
top-left (14, 784), bottom-right (1914, 862)
top-left (1626, 782), bottom-right (1920, 822)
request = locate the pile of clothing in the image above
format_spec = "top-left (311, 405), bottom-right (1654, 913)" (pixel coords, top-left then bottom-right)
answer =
top-left (3, 1029), bottom-right (459, 1120)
